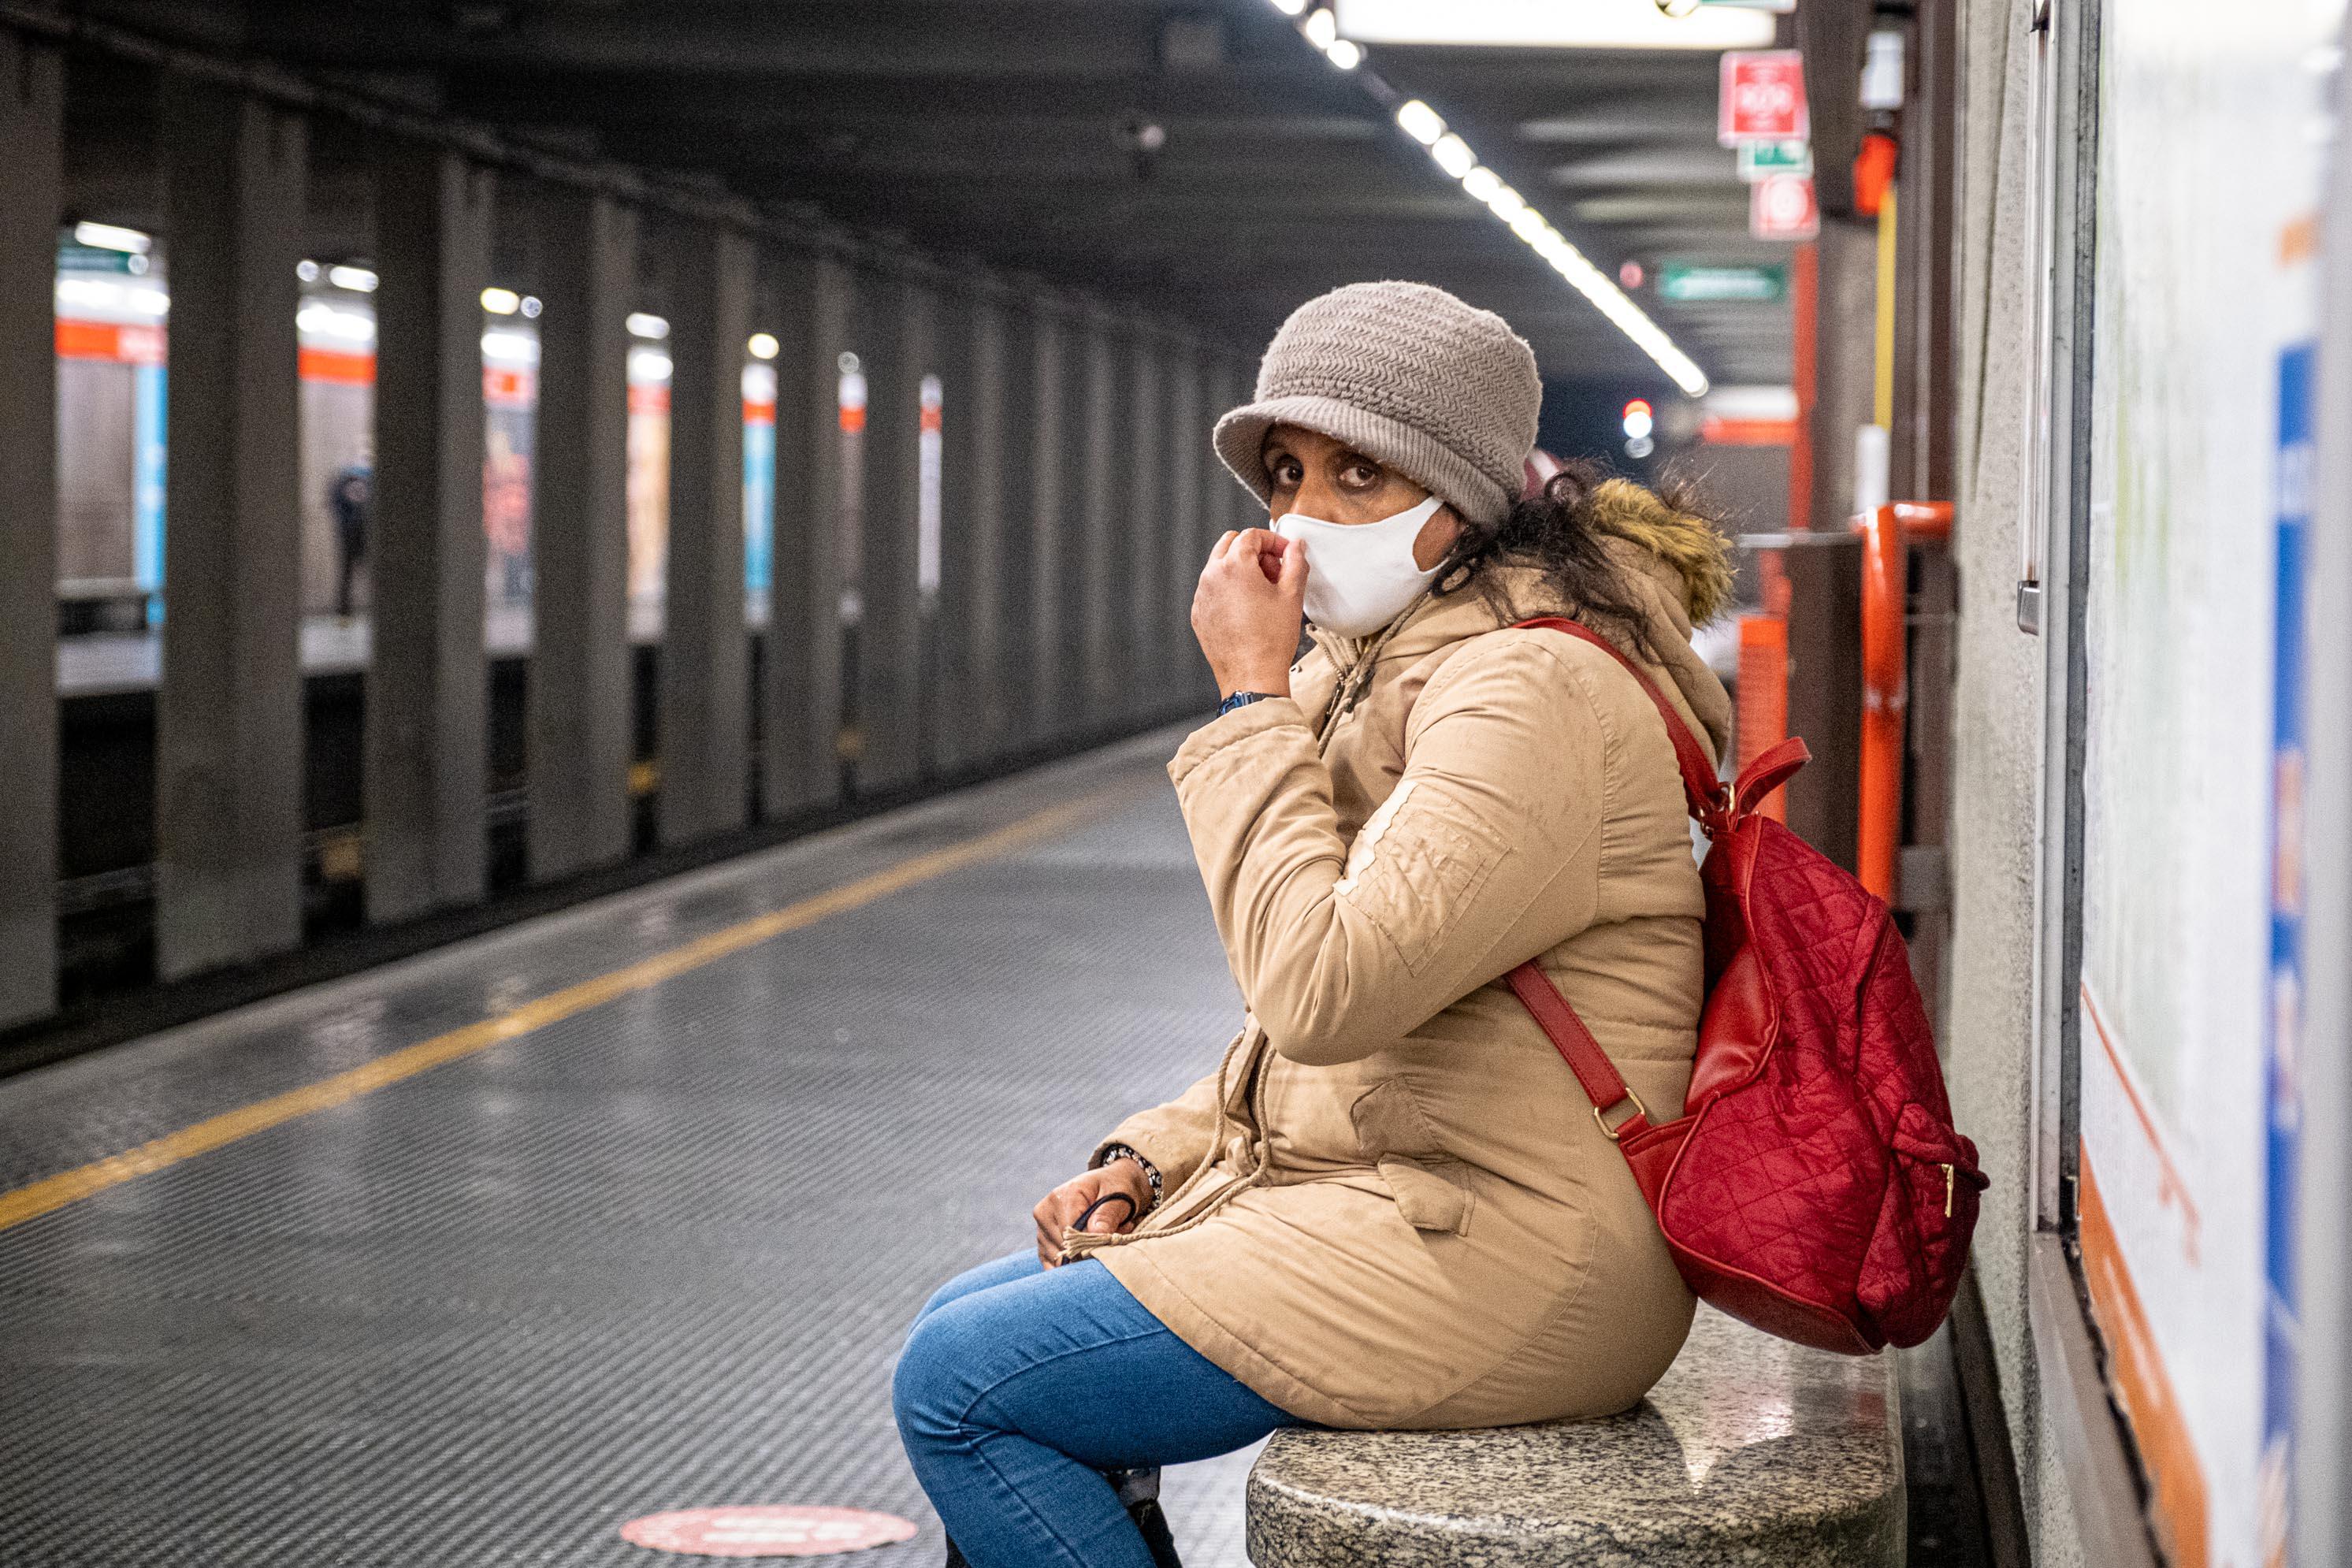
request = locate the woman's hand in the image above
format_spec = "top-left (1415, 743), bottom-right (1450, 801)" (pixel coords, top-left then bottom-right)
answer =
top-left (1032, 1157), bottom-right (1156, 1267)
top-left (1193, 529), bottom-right (1307, 700)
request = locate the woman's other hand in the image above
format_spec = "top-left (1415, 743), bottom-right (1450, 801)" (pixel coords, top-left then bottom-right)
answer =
top-left (1192, 529), bottom-right (1306, 700)
top-left (1032, 1157), bottom-right (1156, 1267)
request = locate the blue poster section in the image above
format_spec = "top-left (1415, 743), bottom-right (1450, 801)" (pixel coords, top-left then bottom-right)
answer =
top-left (744, 417), bottom-right (775, 598)
top-left (2264, 340), bottom-right (2313, 1554)
top-left (132, 362), bottom-right (166, 619)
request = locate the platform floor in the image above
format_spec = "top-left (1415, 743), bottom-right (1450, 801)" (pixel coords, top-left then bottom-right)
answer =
top-left (0, 727), bottom-right (1262, 1566)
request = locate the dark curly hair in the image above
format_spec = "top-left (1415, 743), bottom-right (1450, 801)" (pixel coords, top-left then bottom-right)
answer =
top-left (1434, 459), bottom-right (1734, 663)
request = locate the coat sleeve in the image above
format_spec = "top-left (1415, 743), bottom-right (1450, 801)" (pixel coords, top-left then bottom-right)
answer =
top-left (1092, 1063), bottom-right (1226, 1194)
top-left (1169, 632), bottom-right (1612, 1067)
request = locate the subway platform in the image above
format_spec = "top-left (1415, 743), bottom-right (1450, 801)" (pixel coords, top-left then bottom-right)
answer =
top-left (0, 730), bottom-right (1262, 1567)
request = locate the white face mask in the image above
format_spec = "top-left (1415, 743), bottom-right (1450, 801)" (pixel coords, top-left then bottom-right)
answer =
top-left (1273, 494), bottom-right (1447, 640)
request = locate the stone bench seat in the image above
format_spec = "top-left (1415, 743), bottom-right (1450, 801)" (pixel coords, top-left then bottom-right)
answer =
top-left (1244, 1306), bottom-right (1901, 1567)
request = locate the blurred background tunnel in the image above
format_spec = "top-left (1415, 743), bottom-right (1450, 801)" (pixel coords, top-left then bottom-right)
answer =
top-left (2, 0), bottom-right (1859, 1052)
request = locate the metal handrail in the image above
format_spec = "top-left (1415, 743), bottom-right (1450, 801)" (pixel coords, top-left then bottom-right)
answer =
top-left (1850, 502), bottom-right (1953, 901)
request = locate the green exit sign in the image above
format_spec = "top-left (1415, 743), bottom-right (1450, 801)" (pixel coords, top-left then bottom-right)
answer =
top-left (1658, 262), bottom-right (1788, 303)
top-left (1737, 139), bottom-right (1813, 180)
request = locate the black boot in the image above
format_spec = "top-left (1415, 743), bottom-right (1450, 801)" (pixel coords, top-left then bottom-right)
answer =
top-left (944, 1470), bottom-right (1180, 1568)
top-left (1111, 1468), bottom-right (1183, 1568)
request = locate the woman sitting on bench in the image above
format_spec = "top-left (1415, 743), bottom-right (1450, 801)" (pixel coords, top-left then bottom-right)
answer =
top-left (894, 281), bottom-right (1734, 1568)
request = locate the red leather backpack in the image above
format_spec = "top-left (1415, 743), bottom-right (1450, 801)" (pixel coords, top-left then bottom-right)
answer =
top-left (1514, 616), bottom-right (1986, 1354)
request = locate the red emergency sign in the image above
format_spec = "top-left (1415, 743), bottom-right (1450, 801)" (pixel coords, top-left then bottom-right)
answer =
top-left (1750, 172), bottom-right (1821, 241)
top-left (1718, 50), bottom-right (1810, 147)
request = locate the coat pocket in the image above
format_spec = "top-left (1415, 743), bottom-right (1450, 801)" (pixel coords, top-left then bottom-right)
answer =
top-left (1377, 1155), bottom-right (1476, 1236)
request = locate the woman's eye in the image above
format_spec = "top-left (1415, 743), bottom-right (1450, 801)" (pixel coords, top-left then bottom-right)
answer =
top-left (1342, 463), bottom-right (1379, 488)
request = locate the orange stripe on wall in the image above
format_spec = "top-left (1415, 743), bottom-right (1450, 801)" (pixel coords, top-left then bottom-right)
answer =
top-left (299, 347), bottom-right (376, 385)
top-left (2079, 1146), bottom-right (2210, 1568)
top-left (1701, 415), bottom-right (1798, 447)
top-left (56, 319), bottom-right (165, 365)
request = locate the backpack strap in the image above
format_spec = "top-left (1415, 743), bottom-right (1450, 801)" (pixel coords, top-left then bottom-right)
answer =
top-left (1508, 615), bottom-right (1724, 1144)
top-left (1505, 960), bottom-right (1652, 1142)
top-left (1513, 616), bottom-right (1729, 829)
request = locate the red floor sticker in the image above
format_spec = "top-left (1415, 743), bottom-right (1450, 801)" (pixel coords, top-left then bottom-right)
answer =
top-left (621, 1506), bottom-right (919, 1558)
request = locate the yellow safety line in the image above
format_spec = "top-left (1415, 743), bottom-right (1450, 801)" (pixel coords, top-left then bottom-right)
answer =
top-left (1874, 186), bottom-right (1899, 430)
top-left (0, 788), bottom-right (1124, 1235)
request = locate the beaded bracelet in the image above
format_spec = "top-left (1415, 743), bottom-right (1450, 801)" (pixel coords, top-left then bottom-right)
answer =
top-left (1099, 1143), bottom-right (1163, 1209)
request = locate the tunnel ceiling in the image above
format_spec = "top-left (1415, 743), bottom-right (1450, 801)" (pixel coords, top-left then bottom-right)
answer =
top-left (69, 0), bottom-right (1794, 391)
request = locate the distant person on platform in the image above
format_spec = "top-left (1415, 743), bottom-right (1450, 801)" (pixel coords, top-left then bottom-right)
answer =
top-left (891, 281), bottom-right (1736, 1568)
top-left (329, 457), bottom-right (371, 619)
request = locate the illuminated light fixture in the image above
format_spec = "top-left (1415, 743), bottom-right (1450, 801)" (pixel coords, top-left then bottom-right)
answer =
top-left (1423, 120), bottom-right (1707, 394)
top-left (328, 264), bottom-right (377, 293)
top-left (480, 287), bottom-right (522, 315)
top-left (1395, 99), bottom-right (1446, 146)
top-left (1303, 7), bottom-right (1339, 46)
top-left (627, 312), bottom-right (670, 340)
top-left (297, 301), bottom-right (376, 344)
top-left (1622, 398), bottom-right (1655, 440)
top-left (1271, 0), bottom-right (1307, 13)
top-left (1327, 37), bottom-right (1363, 68)
top-left (73, 221), bottom-right (151, 255)
top-left (296, 259), bottom-right (321, 283)
top-left (481, 330), bottom-right (541, 365)
top-left (748, 332), bottom-right (781, 360)
top-left (1430, 132), bottom-right (1477, 178)
top-left (628, 347), bottom-right (673, 381)
top-left (1333, 0), bottom-right (1773, 48)
top-left (520, 295), bottom-right (542, 318)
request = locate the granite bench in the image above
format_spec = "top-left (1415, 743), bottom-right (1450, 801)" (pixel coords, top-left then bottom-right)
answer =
top-left (1244, 1306), bottom-right (1902, 1567)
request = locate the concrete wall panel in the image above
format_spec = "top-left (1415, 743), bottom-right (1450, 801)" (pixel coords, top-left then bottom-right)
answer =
top-left (154, 77), bottom-right (308, 979)
top-left (0, 33), bottom-right (61, 1026)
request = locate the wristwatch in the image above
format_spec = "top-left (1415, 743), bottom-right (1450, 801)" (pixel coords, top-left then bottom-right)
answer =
top-left (1217, 690), bottom-right (1279, 719)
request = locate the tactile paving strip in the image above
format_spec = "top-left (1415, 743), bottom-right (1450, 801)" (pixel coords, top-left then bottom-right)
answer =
top-left (0, 747), bottom-right (1261, 1567)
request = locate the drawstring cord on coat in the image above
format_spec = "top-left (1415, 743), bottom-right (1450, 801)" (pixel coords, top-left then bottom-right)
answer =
top-left (1068, 593), bottom-right (1443, 1260)
top-left (1064, 1027), bottom-right (1270, 1258)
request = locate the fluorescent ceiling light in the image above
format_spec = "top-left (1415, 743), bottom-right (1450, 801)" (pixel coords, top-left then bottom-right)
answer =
top-left (628, 347), bottom-right (672, 381)
top-left (1304, 7), bottom-right (1339, 46)
top-left (1430, 132), bottom-right (1477, 178)
top-left (1327, 38), bottom-right (1363, 68)
top-left (1704, 384), bottom-right (1800, 420)
top-left (1395, 99), bottom-right (1446, 145)
top-left (748, 333), bottom-right (781, 360)
top-left (1334, 0), bottom-right (1774, 48)
top-left (297, 302), bottom-right (376, 344)
top-left (1271, 0), bottom-right (1307, 13)
top-left (627, 312), bottom-right (670, 340)
top-left (328, 265), bottom-right (378, 293)
top-left (481, 287), bottom-right (522, 314)
top-left (72, 221), bottom-right (151, 255)
top-left (1462, 166), bottom-right (1502, 202)
top-left (481, 330), bottom-right (541, 366)
top-left (1486, 184), bottom-right (1527, 221)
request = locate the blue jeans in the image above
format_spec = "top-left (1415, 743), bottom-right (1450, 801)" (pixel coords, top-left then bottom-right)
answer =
top-left (894, 1249), bottom-right (1300, 1568)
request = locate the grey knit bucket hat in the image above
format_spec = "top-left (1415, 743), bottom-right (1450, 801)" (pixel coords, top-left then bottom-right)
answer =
top-left (1213, 281), bottom-right (1541, 528)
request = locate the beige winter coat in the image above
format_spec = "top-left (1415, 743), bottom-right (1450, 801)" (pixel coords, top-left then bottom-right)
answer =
top-left (1063, 541), bottom-right (1735, 1432)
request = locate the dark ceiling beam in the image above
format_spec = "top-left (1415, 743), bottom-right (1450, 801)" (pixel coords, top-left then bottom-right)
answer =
top-left (444, 71), bottom-right (1371, 127)
top-left (251, 2), bottom-right (1215, 78)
